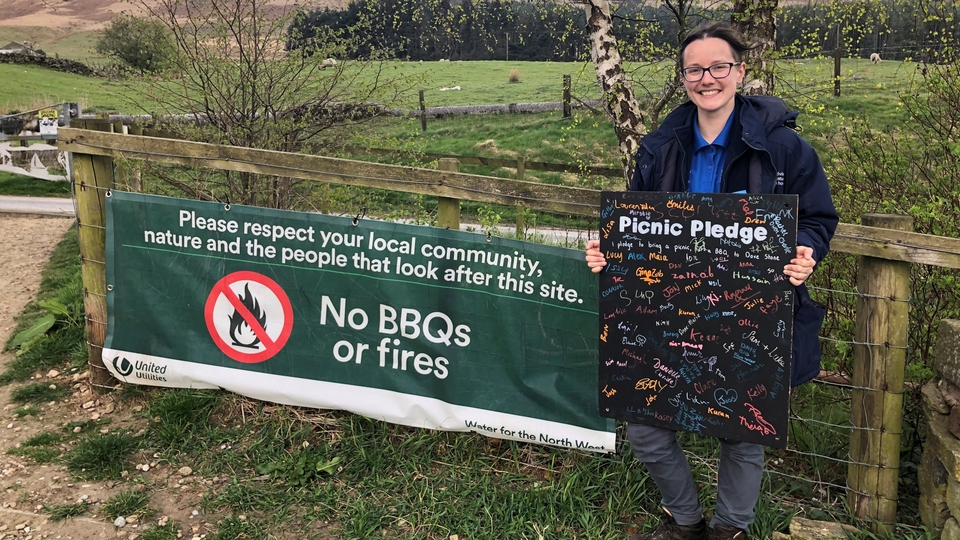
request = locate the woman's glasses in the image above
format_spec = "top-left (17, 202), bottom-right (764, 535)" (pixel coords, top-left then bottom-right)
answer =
top-left (680, 62), bottom-right (743, 82)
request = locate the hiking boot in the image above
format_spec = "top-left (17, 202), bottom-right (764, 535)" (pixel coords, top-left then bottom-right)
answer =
top-left (707, 524), bottom-right (747, 539)
top-left (629, 509), bottom-right (707, 540)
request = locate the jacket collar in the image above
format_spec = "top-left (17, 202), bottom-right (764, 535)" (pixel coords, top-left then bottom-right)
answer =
top-left (641, 94), bottom-right (795, 156)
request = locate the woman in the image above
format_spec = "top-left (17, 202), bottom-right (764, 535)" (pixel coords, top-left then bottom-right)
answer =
top-left (585, 22), bottom-right (838, 540)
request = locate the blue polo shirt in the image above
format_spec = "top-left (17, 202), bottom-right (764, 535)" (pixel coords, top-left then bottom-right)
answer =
top-left (688, 113), bottom-right (735, 193)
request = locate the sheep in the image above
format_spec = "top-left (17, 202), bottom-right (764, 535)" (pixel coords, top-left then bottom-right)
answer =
top-left (320, 58), bottom-right (337, 69)
top-left (870, 53), bottom-right (881, 64)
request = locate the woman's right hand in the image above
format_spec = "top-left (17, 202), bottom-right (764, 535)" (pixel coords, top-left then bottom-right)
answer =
top-left (585, 239), bottom-right (607, 273)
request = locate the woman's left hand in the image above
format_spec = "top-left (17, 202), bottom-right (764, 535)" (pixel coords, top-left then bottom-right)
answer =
top-left (784, 246), bottom-right (817, 286)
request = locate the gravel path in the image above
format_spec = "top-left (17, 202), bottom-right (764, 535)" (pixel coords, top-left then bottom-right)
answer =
top-left (0, 215), bottom-right (140, 539)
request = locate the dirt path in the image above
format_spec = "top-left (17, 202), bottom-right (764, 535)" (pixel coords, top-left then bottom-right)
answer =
top-left (0, 214), bottom-right (118, 538)
top-left (0, 215), bottom-right (211, 540)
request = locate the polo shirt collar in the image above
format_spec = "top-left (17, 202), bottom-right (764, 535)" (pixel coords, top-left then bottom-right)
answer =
top-left (693, 112), bottom-right (736, 149)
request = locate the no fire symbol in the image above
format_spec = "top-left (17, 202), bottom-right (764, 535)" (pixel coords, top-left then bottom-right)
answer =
top-left (204, 271), bottom-right (293, 363)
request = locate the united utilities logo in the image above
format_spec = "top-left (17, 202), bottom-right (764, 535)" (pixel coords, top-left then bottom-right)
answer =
top-left (112, 356), bottom-right (134, 377)
top-left (112, 356), bottom-right (168, 382)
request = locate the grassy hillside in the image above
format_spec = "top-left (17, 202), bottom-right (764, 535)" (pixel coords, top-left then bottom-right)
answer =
top-left (0, 60), bottom-right (607, 114)
top-left (0, 56), bottom-right (913, 194)
top-left (382, 60), bottom-right (604, 106)
top-left (0, 64), bottom-right (142, 114)
top-left (0, 56), bottom-right (911, 114)
top-left (0, 27), bottom-right (107, 65)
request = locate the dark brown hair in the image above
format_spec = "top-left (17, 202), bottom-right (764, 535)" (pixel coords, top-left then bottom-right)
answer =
top-left (678, 22), bottom-right (752, 68)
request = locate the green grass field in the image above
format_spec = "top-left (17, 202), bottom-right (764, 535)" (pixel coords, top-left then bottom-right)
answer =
top-left (0, 27), bottom-right (108, 65)
top-left (0, 55), bottom-right (917, 228)
top-left (382, 59), bottom-right (604, 106)
top-left (0, 55), bottom-right (916, 117)
top-left (0, 64), bottom-right (140, 114)
top-left (0, 54), bottom-right (917, 210)
top-left (0, 172), bottom-right (71, 197)
top-left (0, 55), bottom-right (916, 192)
top-left (0, 60), bottom-right (603, 115)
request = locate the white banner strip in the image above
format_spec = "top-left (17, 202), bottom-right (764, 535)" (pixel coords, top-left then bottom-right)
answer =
top-left (104, 348), bottom-right (615, 452)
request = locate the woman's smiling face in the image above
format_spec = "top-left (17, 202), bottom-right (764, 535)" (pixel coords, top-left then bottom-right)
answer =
top-left (681, 37), bottom-right (745, 119)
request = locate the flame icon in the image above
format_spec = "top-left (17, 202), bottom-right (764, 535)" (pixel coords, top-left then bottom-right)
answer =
top-left (228, 284), bottom-right (267, 349)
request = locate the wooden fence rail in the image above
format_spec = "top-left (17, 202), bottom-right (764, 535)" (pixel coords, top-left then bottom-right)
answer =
top-left (337, 144), bottom-right (623, 179)
top-left (0, 134), bottom-right (58, 144)
top-left (14, 136), bottom-right (623, 180)
top-left (58, 127), bottom-right (600, 216)
top-left (59, 123), bottom-right (960, 533)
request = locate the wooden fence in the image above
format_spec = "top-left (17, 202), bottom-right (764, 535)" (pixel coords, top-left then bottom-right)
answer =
top-left (336, 145), bottom-right (621, 180)
top-left (58, 121), bottom-right (960, 533)
top-left (0, 134), bottom-right (58, 146)
top-left (21, 134), bottom-right (622, 180)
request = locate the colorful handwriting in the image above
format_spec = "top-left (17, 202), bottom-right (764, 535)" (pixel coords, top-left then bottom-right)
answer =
top-left (636, 378), bottom-right (666, 392)
top-left (714, 388), bottom-right (739, 410)
top-left (740, 403), bottom-right (777, 435)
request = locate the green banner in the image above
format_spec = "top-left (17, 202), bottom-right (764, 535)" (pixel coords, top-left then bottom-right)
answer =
top-left (104, 192), bottom-right (613, 452)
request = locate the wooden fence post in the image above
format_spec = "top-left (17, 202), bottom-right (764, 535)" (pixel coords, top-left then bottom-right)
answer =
top-left (834, 46), bottom-right (843, 97)
top-left (125, 124), bottom-right (143, 192)
top-left (563, 75), bottom-right (572, 118)
top-left (113, 119), bottom-right (132, 191)
top-left (515, 204), bottom-right (526, 240)
top-left (847, 213), bottom-right (912, 533)
top-left (515, 155), bottom-right (527, 239)
top-left (420, 90), bottom-right (427, 132)
top-left (437, 158), bottom-right (460, 230)
top-left (71, 119), bottom-right (118, 391)
top-left (61, 103), bottom-right (72, 128)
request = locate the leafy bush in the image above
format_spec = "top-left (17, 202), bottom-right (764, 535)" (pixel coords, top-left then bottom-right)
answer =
top-left (827, 59), bottom-right (960, 372)
top-left (95, 14), bottom-right (175, 74)
top-left (821, 57), bottom-right (960, 475)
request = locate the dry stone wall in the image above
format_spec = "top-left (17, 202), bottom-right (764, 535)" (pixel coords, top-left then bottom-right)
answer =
top-left (920, 319), bottom-right (960, 538)
top-left (0, 53), bottom-right (95, 76)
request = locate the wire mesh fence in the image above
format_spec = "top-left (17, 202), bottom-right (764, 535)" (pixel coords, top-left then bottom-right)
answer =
top-left (674, 276), bottom-right (925, 532)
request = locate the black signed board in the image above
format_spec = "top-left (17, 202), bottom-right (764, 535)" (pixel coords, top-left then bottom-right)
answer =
top-left (598, 191), bottom-right (798, 448)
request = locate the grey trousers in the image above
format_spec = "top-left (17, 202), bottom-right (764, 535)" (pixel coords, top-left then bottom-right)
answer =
top-left (626, 422), bottom-right (765, 531)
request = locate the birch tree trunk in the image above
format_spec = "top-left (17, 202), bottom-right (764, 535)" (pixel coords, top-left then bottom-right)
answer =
top-left (575, 0), bottom-right (647, 187)
top-left (733, 0), bottom-right (778, 95)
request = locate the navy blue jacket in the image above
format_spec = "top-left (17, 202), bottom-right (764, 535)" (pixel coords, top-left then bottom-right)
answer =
top-left (630, 94), bottom-right (839, 386)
